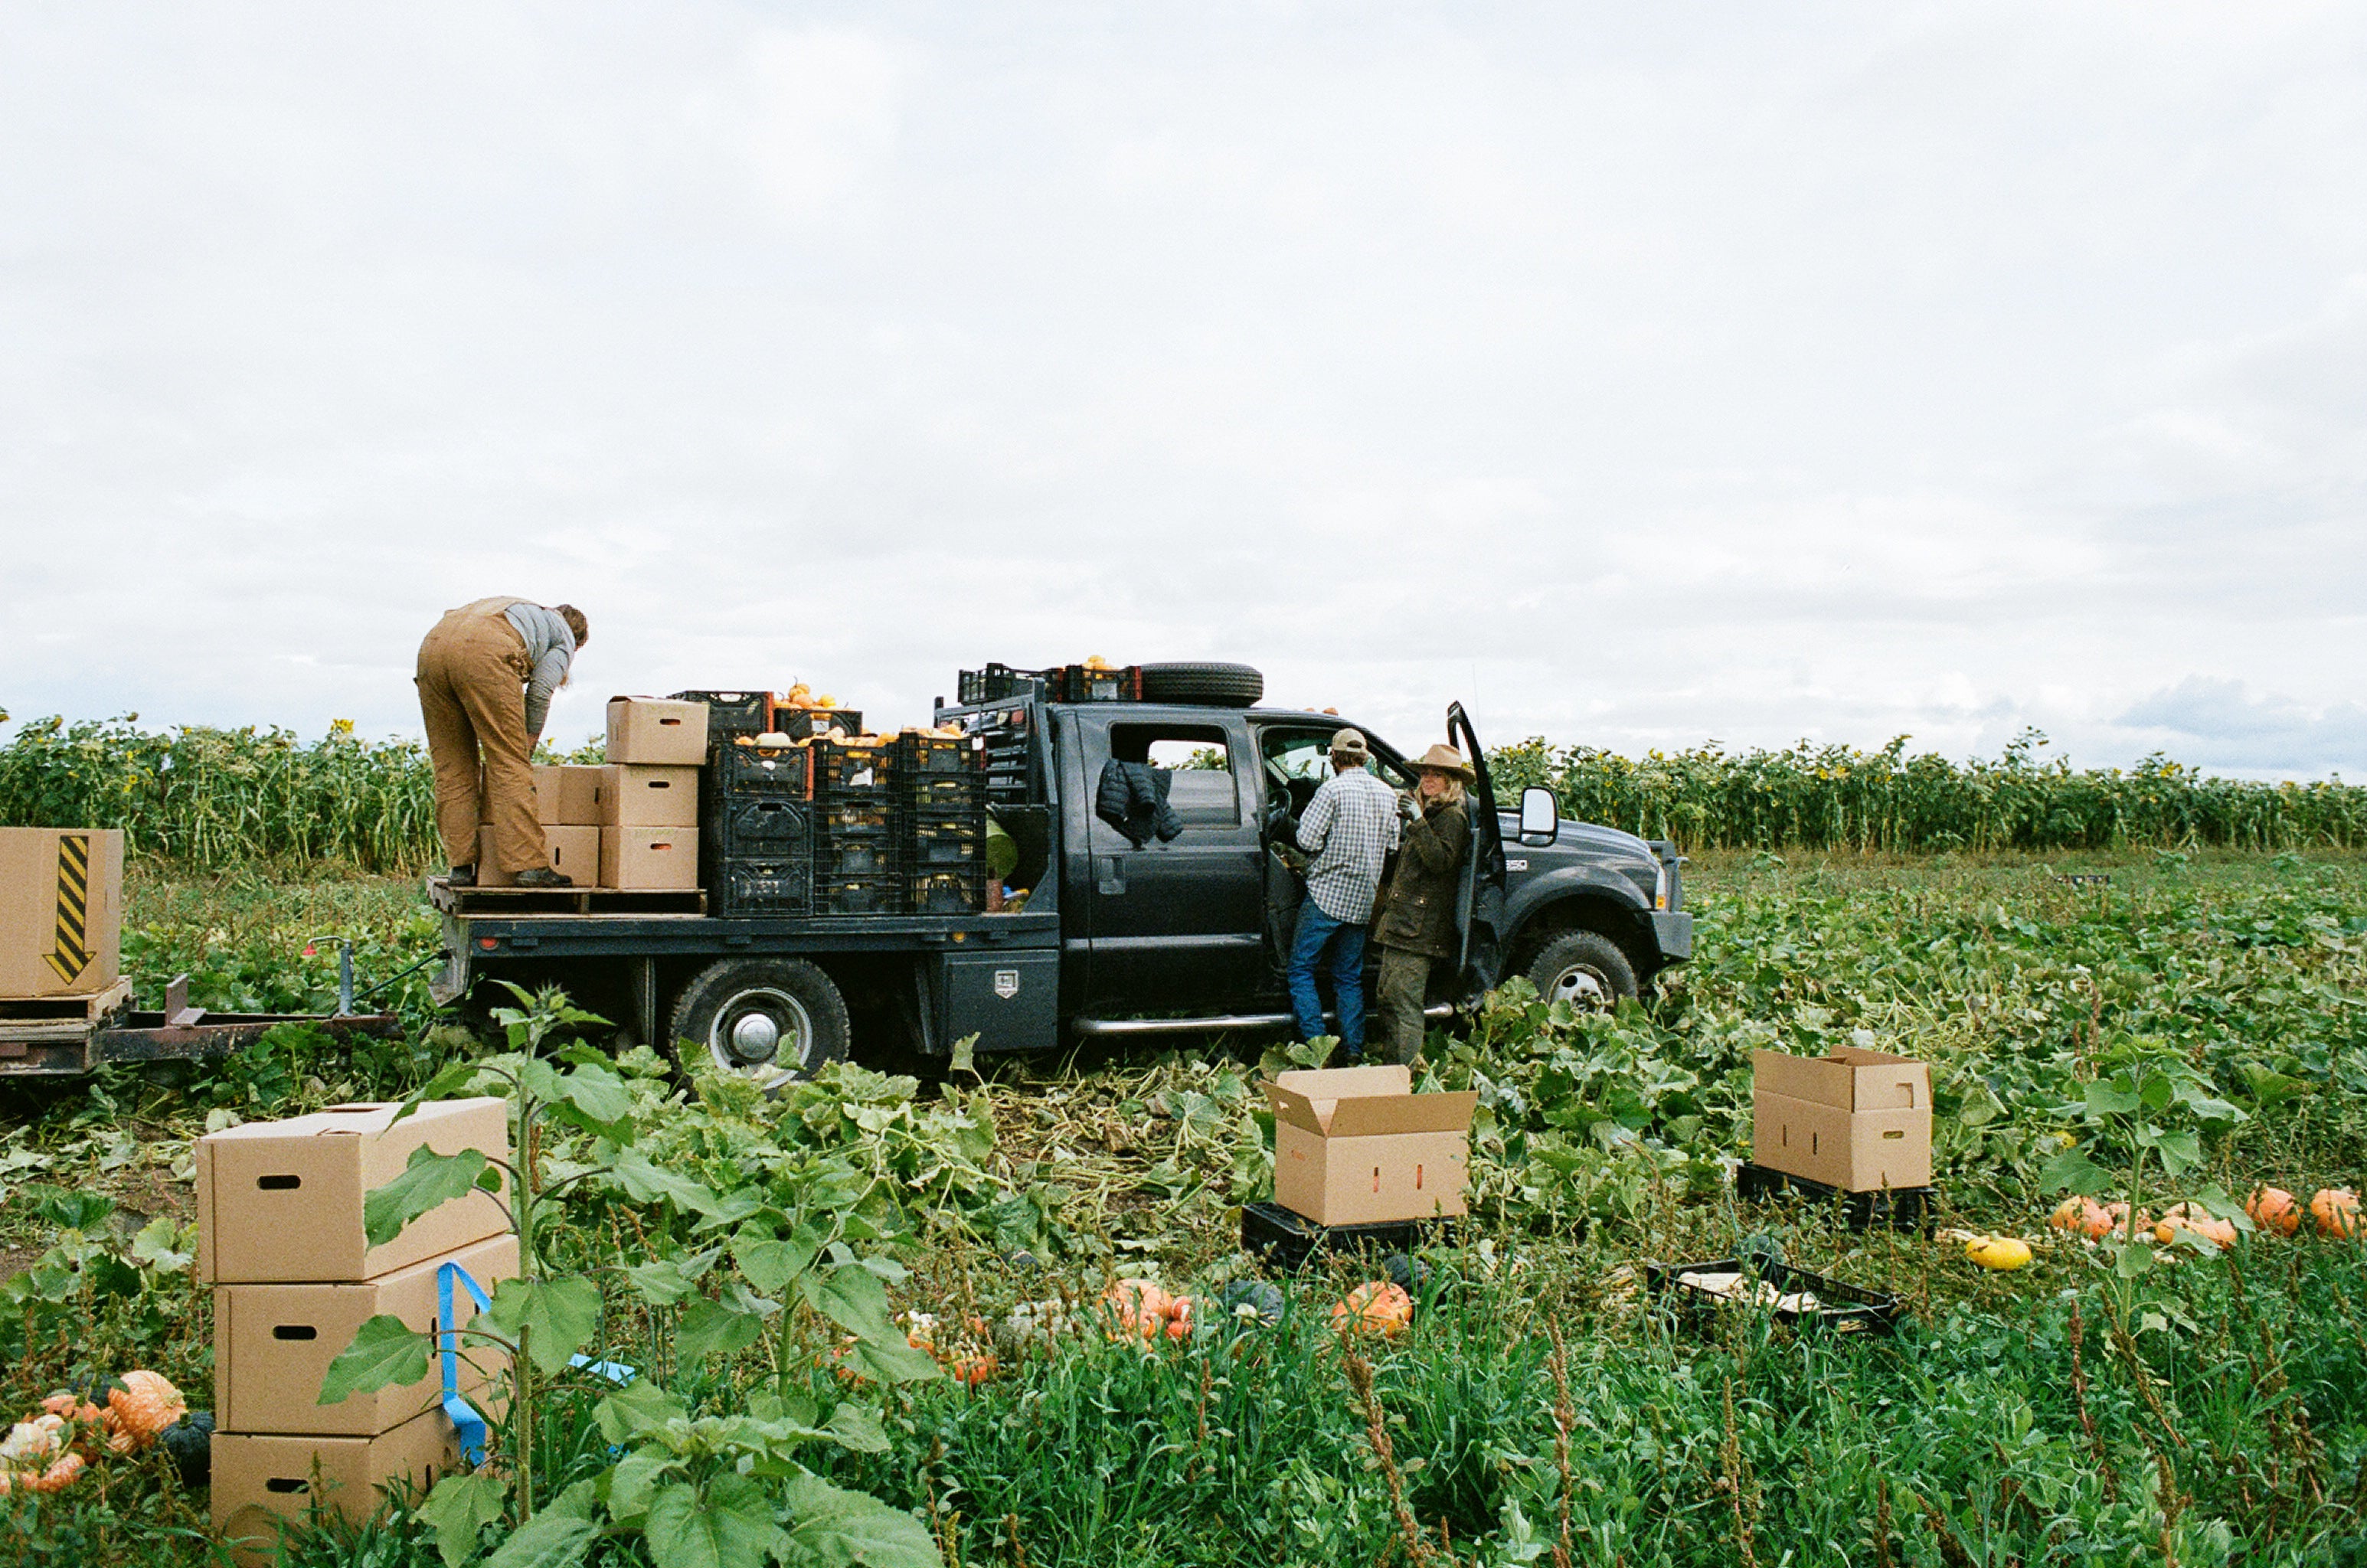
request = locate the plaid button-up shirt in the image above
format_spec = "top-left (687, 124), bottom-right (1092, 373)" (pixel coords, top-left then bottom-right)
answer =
top-left (1296, 767), bottom-right (1401, 923)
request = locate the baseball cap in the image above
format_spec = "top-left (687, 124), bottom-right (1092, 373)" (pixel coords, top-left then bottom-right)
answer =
top-left (1329, 727), bottom-right (1369, 759)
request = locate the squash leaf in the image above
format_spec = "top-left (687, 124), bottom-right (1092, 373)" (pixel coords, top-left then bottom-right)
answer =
top-left (364, 1145), bottom-right (498, 1247)
top-left (318, 1313), bottom-right (430, 1405)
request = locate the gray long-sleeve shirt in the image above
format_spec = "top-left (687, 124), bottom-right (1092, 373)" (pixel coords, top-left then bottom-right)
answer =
top-left (502, 603), bottom-right (577, 741)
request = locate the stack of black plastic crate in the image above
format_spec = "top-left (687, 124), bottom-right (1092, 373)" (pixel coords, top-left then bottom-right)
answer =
top-left (808, 737), bottom-right (905, 914)
top-left (675, 691), bottom-right (812, 917)
top-left (900, 732), bottom-right (991, 913)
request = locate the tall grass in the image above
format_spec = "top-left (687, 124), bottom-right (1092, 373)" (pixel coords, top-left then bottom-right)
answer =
top-left (1492, 729), bottom-right (2367, 852)
top-left (5, 712), bottom-right (2365, 869)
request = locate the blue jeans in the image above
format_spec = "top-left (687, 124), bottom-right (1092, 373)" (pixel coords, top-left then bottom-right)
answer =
top-left (1288, 901), bottom-right (1368, 1050)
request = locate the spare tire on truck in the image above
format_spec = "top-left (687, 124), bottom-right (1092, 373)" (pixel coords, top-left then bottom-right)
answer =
top-left (1138, 662), bottom-right (1264, 707)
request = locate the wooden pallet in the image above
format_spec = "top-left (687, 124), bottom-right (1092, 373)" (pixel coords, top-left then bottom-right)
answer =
top-left (426, 877), bottom-right (706, 918)
top-left (0, 977), bottom-right (135, 1050)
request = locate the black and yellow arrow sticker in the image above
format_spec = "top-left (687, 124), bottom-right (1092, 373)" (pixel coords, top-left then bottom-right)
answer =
top-left (46, 833), bottom-right (92, 984)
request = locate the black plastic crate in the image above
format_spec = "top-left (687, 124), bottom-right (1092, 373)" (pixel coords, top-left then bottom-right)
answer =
top-left (905, 771), bottom-right (987, 812)
top-left (1735, 1163), bottom-right (1937, 1234)
top-left (809, 739), bottom-right (896, 795)
top-left (671, 690), bottom-right (772, 739)
top-left (817, 799), bottom-right (895, 839)
top-left (910, 866), bottom-right (989, 915)
top-left (910, 814), bottom-right (984, 866)
top-left (706, 795), bottom-right (811, 858)
top-left (1644, 1257), bottom-right (1903, 1337)
top-left (817, 837), bottom-right (901, 877)
top-left (897, 732), bottom-right (985, 774)
top-left (1240, 1200), bottom-right (1454, 1272)
top-left (1054, 663), bottom-right (1142, 703)
top-left (714, 744), bottom-right (812, 797)
top-left (776, 707), bottom-right (863, 741)
top-left (958, 664), bottom-right (1048, 704)
top-left (816, 872), bottom-right (906, 916)
top-left (714, 857), bottom-right (812, 918)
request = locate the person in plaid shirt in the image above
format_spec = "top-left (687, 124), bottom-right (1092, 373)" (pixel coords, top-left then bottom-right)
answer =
top-left (1289, 728), bottom-right (1400, 1055)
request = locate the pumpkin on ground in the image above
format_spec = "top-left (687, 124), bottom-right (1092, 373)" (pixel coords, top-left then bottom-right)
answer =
top-left (2247, 1186), bottom-right (2303, 1236)
top-left (1332, 1281), bottom-right (1414, 1338)
top-left (0, 1415), bottom-right (85, 1495)
top-left (1219, 1279), bottom-right (1286, 1326)
top-left (101, 1370), bottom-right (186, 1455)
top-left (946, 1354), bottom-right (998, 1387)
top-left (2154, 1204), bottom-right (2238, 1250)
top-left (2310, 1188), bottom-right (2360, 1240)
top-left (2049, 1198), bottom-right (2108, 1238)
top-left (1103, 1279), bottom-right (1173, 1341)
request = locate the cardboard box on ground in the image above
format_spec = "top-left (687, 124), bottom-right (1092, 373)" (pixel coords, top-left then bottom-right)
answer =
top-left (214, 1409), bottom-right (461, 1566)
top-left (1265, 1065), bottom-right (1478, 1227)
top-left (1751, 1046), bottom-right (1932, 1191)
top-left (0, 827), bottom-right (124, 999)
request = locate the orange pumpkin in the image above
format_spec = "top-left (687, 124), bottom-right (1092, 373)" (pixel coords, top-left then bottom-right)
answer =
top-left (2310, 1187), bottom-right (2360, 1240)
top-left (1331, 1281), bottom-right (1413, 1338)
top-left (2049, 1197), bottom-right (2116, 1240)
top-left (1103, 1279), bottom-right (1172, 1341)
top-left (0, 1450), bottom-right (83, 1496)
top-left (2153, 1204), bottom-right (2238, 1250)
top-left (946, 1353), bottom-right (997, 1387)
top-left (101, 1370), bottom-right (185, 1455)
top-left (2247, 1186), bottom-right (2303, 1236)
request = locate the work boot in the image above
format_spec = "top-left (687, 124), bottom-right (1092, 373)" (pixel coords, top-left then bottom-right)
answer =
top-left (447, 865), bottom-right (477, 887)
top-left (513, 866), bottom-right (573, 888)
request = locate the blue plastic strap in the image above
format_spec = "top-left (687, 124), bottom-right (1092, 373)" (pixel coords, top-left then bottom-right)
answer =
top-left (437, 1262), bottom-right (495, 1465)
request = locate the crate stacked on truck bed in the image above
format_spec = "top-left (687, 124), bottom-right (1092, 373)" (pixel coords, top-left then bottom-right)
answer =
top-left (900, 732), bottom-right (990, 913)
top-left (957, 660), bottom-right (1142, 705)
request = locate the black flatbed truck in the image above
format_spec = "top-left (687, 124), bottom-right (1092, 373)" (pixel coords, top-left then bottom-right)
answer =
top-left (430, 671), bottom-right (1692, 1086)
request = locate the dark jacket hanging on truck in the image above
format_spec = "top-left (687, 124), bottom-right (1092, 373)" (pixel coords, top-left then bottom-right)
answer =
top-left (1371, 799), bottom-right (1470, 959)
top-left (1094, 760), bottom-right (1183, 848)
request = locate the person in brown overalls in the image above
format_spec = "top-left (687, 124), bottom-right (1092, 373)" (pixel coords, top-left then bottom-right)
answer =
top-left (415, 598), bottom-right (588, 887)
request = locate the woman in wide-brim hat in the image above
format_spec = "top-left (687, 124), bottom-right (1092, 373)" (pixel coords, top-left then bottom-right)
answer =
top-left (1368, 743), bottom-right (1475, 1065)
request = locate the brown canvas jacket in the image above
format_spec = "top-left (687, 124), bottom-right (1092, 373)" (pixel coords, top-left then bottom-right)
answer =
top-left (1373, 799), bottom-right (1470, 959)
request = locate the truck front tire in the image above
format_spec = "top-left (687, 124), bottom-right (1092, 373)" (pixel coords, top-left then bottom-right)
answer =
top-left (668, 958), bottom-right (850, 1092)
top-left (1524, 931), bottom-right (1637, 1011)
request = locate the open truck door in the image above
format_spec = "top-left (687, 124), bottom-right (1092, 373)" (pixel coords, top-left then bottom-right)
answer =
top-left (1447, 701), bottom-right (1509, 1000)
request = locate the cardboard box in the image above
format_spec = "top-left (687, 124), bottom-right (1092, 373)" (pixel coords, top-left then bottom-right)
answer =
top-left (477, 825), bottom-right (600, 885)
top-left (1751, 1047), bottom-right (1932, 1191)
top-left (1265, 1065), bottom-right (1478, 1227)
top-left (600, 826), bottom-right (698, 890)
top-left (214, 1406), bottom-right (461, 1566)
top-left (533, 764), bottom-right (605, 825)
top-left (0, 827), bottom-right (124, 999)
top-left (598, 763), bottom-right (701, 827)
top-left (216, 1233), bottom-right (518, 1436)
top-left (195, 1099), bottom-right (512, 1284)
top-left (606, 696), bottom-right (708, 765)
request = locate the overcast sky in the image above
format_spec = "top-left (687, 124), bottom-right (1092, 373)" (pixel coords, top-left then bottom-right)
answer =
top-left (4, 4), bottom-right (2363, 776)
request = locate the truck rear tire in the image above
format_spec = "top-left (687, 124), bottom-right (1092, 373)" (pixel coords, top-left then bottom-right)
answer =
top-left (668, 958), bottom-right (849, 1092)
top-left (1138, 662), bottom-right (1264, 707)
top-left (1525, 931), bottom-right (1637, 1011)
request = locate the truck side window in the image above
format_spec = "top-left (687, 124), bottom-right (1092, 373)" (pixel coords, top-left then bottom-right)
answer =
top-left (1107, 724), bottom-right (1239, 828)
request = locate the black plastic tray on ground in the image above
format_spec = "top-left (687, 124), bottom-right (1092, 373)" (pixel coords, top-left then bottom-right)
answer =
top-left (1241, 1200), bottom-right (1455, 1272)
top-left (1645, 1256), bottom-right (1903, 1337)
top-left (1735, 1162), bottom-right (1937, 1233)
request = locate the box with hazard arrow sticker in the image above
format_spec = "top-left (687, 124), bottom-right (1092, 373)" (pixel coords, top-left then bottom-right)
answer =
top-left (0, 828), bottom-right (123, 999)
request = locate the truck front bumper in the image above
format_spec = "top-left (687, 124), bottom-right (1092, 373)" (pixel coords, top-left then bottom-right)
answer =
top-left (1650, 911), bottom-right (1693, 962)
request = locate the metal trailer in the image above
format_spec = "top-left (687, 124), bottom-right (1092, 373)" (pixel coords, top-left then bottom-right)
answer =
top-left (0, 974), bottom-right (403, 1079)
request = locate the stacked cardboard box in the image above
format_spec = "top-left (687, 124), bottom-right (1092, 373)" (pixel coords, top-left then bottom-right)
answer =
top-left (198, 1099), bottom-right (515, 1566)
top-left (1751, 1046), bottom-right (1932, 1192)
top-left (602, 697), bottom-right (705, 890)
top-left (1, 827), bottom-right (126, 1004)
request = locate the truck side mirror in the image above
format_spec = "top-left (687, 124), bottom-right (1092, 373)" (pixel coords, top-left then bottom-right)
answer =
top-left (1519, 786), bottom-right (1559, 844)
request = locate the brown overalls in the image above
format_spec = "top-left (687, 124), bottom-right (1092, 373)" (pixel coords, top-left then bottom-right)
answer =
top-left (415, 598), bottom-right (549, 874)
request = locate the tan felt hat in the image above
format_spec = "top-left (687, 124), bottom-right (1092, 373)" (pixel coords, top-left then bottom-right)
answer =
top-left (1412, 743), bottom-right (1476, 782)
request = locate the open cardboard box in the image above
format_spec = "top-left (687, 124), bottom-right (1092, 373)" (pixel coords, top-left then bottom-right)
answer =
top-left (1265, 1064), bottom-right (1477, 1227)
top-left (1751, 1045), bottom-right (1931, 1192)
top-left (215, 1233), bottom-right (516, 1436)
top-left (195, 1099), bottom-right (512, 1284)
